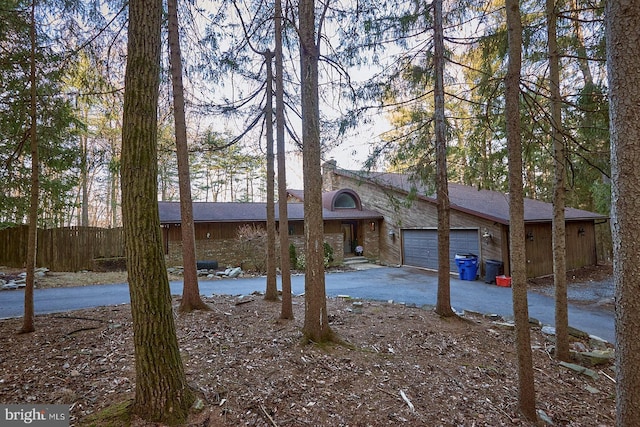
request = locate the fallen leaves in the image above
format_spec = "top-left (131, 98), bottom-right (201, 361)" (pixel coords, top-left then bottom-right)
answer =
top-left (0, 295), bottom-right (616, 426)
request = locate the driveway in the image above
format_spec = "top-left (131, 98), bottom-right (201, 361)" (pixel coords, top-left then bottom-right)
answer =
top-left (0, 265), bottom-right (614, 343)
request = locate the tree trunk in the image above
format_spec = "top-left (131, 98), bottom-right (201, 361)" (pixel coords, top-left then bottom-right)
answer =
top-left (606, 1), bottom-right (640, 424)
top-left (265, 50), bottom-right (278, 301)
top-left (433, 0), bottom-right (454, 317)
top-left (80, 130), bottom-right (89, 227)
top-left (299, 0), bottom-right (332, 342)
top-left (571, 0), bottom-right (594, 87)
top-left (505, 0), bottom-right (537, 420)
top-left (547, 0), bottom-right (569, 362)
top-left (109, 139), bottom-right (119, 228)
top-left (21, 0), bottom-right (38, 334)
top-left (122, 0), bottom-right (193, 423)
top-left (167, 0), bottom-right (209, 312)
top-left (276, 0), bottom-right (293, 319)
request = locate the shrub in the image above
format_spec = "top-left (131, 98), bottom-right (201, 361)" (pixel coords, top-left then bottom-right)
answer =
top-left (288, 242), bottom-right (332, 270)
top-left (323, 242), bottom-right (334, 267)
top-left (289, 243), bottom-right (298, 270)
top-left (296, 253), bottom-right (306, 270)
top-left (236, 224), bottom-right (268, 273)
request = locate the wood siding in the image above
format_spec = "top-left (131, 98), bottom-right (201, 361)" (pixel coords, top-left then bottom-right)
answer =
top-left (524, 221), bottom-right (598, 278)
top-left (0, 226), bottom-right (124, 271)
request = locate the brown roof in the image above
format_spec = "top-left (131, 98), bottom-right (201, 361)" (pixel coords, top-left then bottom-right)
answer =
top-left (288, 188), bottom-right (364, 211)
top-left (158, 201), bottom-right (383, 224)
top-left (334, 169), bottom-right (607, 225)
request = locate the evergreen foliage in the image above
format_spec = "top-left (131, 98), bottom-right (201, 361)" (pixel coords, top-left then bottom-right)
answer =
top-left (0, 0), bottom-right (81, 227)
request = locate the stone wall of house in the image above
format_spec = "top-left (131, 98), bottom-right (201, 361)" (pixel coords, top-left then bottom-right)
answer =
top-left (325, 171), bottom-right (504, 272)
top-left (361, 221), bottom-right (380, 260)
top-left (166, 238), bottom-right (245, 269)
top-left (166, 232), bottom-right (345, 270)
top-left (288, 233), bottom-right (345, 266)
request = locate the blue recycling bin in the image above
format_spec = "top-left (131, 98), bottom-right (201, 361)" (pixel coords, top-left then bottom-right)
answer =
top-left (455, 253), bottom-right (479, 281)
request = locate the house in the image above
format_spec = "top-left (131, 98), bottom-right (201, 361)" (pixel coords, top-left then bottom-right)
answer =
top-left (322, 161), bottom-right (608, 278)
top-left (159, 160), bottom-right (607, 278)
top-left (158, 188), bottom-right (383, 269)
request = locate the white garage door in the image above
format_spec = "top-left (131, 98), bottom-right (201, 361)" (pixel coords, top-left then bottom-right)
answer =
top-left (402, 229), bottom-right (479, 272)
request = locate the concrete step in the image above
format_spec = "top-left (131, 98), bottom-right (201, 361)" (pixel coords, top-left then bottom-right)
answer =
top-left (343, 257), bottom-right (369, 265)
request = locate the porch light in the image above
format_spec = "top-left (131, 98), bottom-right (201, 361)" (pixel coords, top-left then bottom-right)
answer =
top-left (370, 222), bottom-right (376, 231)
top-left (578, 227), bottom-right (585, 237)
top-left (526, 231), bottom-right (534, 241)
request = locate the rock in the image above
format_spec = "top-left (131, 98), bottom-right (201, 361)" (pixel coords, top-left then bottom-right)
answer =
top-left (537, 409), bottom-right (554, 425)
top-left (463, 309), bottom-right (483, 317)
top-left (528, 317), bottom-right (542, 327)
top-left (2, 281), bottom-right (18, 290)
top-left (228, 267), bottom-right (242, 278)
top-left (575, 349), bottom-right (615, 367)
top-left (568, 326), bottom-right (589, 339)
top-left (585, 385), bottom-right (600, 394)
top-left (559, 361), bottom-right (599, 380)
top-left (541, 325), bottom-right (556, 336)
top-left (492, 321), bottom-right (515, 330)
top-left (589, 335), bottom-right (609, 350)
top-left (192, 397), bottom-right (205, 412)
top-left (570, 341), bottom-right (589, 353)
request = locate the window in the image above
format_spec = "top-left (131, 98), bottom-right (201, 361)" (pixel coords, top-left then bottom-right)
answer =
top-left (334, 193), bottom-right (357, 208)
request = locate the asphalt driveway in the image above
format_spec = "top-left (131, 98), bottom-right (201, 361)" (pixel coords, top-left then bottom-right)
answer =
top-left (0, 265), bottom-right (614, 343)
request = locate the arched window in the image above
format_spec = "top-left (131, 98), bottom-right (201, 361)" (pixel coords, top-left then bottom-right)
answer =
top-left (334, 193), bottom-right (357, 208)
top-left (325, 188), bottom-right (363, 210)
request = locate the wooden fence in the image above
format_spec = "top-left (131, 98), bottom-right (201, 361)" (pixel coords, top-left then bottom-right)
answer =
top-left (0, 226), bottom-right (125, 272)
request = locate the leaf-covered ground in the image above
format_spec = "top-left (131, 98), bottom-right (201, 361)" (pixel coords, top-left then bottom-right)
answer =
top-left (0, 273), bottom-right (616, 426)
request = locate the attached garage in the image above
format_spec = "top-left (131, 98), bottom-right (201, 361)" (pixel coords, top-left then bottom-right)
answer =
top-left (402, 228), bottom-right (480, 272)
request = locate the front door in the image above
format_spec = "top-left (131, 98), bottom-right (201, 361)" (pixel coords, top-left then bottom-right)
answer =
top-left (341, 223), bottom-right (354, 255)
